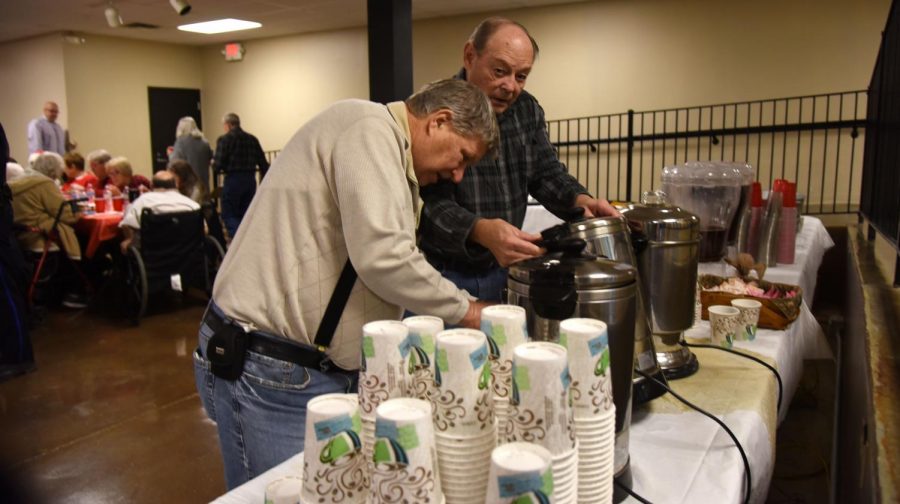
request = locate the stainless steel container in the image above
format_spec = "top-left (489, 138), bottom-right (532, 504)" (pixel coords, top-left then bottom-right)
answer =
top-left (560, 216), bottom-right (667, 404)
top-left (507, 240), bottom-right (637, 480)
top-left (622, 191), bottom-right (701, 378)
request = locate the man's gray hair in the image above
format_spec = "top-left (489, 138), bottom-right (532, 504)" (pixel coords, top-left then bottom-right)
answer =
top-left (406, 79), bottom-right (500, 155)
top-left (223, 113), bottom-right (240, 127)
top-left (32, 152), bottom-right (64, 179)
top-left (87, 149), bottom-right (111, 166)
top-left (469, 17), bottom-right (539, 59)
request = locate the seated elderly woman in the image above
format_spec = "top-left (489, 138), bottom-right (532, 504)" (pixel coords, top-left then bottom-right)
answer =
top-left (61, 152), bottom-right (98, 194)
top-left (167, 159), bottom-right (206, 203)
top-left (104, 157), bottom-right (151, 198)
top-left (8, 152), bottom-right (81, 261)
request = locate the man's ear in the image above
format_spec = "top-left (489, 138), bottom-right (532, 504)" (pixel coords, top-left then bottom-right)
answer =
top-left (463, 42), bottom-right (477, 70)
top-left (428, 109), bottom-right (453, 133)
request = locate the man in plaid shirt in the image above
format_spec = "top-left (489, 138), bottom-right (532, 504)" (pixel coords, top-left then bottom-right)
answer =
top-left (418, 17), bottom-right (619, 301)
top-left (213, 113), bottom-right (269, 239)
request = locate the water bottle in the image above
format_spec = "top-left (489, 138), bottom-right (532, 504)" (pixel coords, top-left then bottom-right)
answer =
top-left (85, 184), bottom-right (96, 215)
top-left (104, 188), bottom-right (114, 214)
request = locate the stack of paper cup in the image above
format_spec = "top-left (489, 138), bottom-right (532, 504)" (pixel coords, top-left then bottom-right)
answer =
top-left (402, 315), bottom-right (444, 401)
top-left (560, 318), bottom-right (616, 503)
top-left (432, 329), bottom-right (496, 503)
top-left (369, 398), bottom-right (443, 504)
top-left (480, 305), bottom-right (529, 437)
top-left (485, 442), bottom-right (554, 504)
top-left (301, 394), bottom-right (367, 503)
top-left (507, 342), bottom-right (578, 503)
top-left (358, 320), bottom-right (412, 478)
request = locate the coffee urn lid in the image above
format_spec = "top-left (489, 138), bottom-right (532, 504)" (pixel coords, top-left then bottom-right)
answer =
top-left (567, 215), bottom-right (629, 236)
top-left (509, 241), bottom-right (636, 289)
top-left (622, 191), bottom-right (700, 242)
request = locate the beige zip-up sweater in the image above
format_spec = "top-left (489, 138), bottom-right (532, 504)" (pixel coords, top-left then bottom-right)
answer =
top-left (213, 100), bottom-right (471, 370)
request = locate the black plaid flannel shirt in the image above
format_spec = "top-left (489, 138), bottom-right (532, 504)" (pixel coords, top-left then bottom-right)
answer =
top-left (419, 84), bottom-right (590, 270)
top-left (213, 126), bottom-right (269, 176)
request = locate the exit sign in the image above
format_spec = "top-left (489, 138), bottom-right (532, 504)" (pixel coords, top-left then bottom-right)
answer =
top-left (223, 42), bottom-right (245, 62)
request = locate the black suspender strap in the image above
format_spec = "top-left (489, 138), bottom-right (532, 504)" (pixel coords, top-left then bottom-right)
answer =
top-left (312, 259), bottom-right (357, 351)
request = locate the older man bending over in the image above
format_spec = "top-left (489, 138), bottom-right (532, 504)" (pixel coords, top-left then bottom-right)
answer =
top-left (119, 171), bottom-right (200, 252)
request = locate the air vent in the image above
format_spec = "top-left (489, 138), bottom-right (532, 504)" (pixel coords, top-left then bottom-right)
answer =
top-left (122, 22), bottom-right (159, 29)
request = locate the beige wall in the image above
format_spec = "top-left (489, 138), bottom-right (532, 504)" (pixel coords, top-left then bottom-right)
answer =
top-left (62, 35), bottom-right (203, 176)
top-left (199, 28), bottom-right (370, 152)
top-left (0, 34), bottom-right (68, 162)
top-left (414, 0), bottom-right (890, 118)
top-left (1, 0), bottom-right (891, 166)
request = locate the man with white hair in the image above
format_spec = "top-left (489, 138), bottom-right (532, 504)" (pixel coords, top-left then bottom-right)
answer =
top-left (27, 101), bottom-right (66, 155)
top-left (119, 170), bottom-right (201, 252)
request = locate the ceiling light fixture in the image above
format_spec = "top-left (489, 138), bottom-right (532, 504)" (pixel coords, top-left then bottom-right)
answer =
top-left (105, 3), bottom-right (123, 28)
top-left (170, 0), bottom-right (191, 16)
top-left (178, 18), bottom-right (261, 35)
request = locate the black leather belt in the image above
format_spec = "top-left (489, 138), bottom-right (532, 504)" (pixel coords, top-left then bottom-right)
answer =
top-left (205, 302), bottom-right (331, 371)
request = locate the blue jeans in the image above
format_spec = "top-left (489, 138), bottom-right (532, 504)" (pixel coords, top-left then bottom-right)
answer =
top-left (220, 172), bottom-right (256, 238)
top-left (439, 263), bottom-right (509, 302)
top-left (193, 315), bottom-right (358, 489)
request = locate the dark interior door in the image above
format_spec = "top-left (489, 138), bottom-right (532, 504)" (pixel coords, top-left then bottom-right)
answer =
top-left (148, 87), bottom-right (202, 172)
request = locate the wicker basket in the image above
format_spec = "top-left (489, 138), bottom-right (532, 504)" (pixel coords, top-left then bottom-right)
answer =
top-left (699, 274), bottom-right (803, 330)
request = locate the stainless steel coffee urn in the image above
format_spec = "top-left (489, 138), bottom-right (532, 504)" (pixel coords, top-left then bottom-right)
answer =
top-left (621, 191), bottom-right (702, 378)
top-left (507, 238), bottom-right (637, 488)
top-left (557, 216), bottom-right (668, 404)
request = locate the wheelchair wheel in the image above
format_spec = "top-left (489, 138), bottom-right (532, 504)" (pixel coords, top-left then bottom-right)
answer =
top-left (203, 236), bottom-right (226, 297)
top-left (123, 246), bottom-right (148, 323)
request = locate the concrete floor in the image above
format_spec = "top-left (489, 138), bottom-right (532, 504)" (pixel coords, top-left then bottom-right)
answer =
top-left (0, 293), bottom-right (225, 503)
top-left (0, 291), bottom-right (839, 504)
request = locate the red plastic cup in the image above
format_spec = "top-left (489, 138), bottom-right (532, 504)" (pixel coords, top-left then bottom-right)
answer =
top-left (94, 198), bottom-right (106, 213)
top-left (113, 197), bottom-right (124, 211)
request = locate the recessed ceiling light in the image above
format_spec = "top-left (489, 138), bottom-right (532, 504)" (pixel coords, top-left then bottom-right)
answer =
top-left (177, 18), bottom-right (261, 35)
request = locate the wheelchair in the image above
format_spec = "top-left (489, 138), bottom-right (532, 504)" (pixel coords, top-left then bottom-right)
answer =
top-left (117, 208), bottom-right (224, 323)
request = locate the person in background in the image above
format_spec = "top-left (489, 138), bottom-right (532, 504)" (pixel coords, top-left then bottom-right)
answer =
top-left (61, 153), bottom-right (98, 194)
top-left (195, 79), bottom-right (498, 489)
top-left (417, 17), bottom-right (620, 302)
top-left (1, 121), bottom-right (35, 381)
top-left (105, 157), bottom-right (150, 198)
top-left (212, 113), bottom-right (268, 239)
top-left (86, 150), bottom-right (112, 191)
top-left (167, 159), bottom-right (206, 204)
top-left (27, 101), bottom-right (66, 155)
top-left (8, 152), bottom-right (81, 262)
top-left (118, 171), bottom-right (201, 253)
top-left (170, 116), bottom-right (213, 194)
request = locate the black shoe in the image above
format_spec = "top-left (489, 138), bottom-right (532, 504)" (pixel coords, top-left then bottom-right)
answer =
top-left (62, 292), bottom-right (89, 309)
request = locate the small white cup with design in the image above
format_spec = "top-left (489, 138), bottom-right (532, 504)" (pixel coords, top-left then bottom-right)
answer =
top-left (432, 329), bottom-right (494, 436)
top-left (485, 442), bottom-right (554, 504)
top-left (731, 298), bottom-right (762, 341)
top-left (481, 305), bottom-right (529, 402)
top-left (507, 342), bottom-right (575, 454)
top-left (265, 476), bottom-right (303, 504)
top-left (359, 320), bottom-right (411, 420)
top-left (302, 394), bottom-right (366, 503)
top-left (559, 318), bottom-right (614, 418)
top-left (708, 305), bottom-right (741, 348)
top-left (402, 315), bottom-right (443, 401)
top-left (371, 398), bottom-right (442, 503)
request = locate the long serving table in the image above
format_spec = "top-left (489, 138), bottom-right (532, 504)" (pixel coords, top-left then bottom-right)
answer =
top-left (214, 213), bottom-right (834, 503)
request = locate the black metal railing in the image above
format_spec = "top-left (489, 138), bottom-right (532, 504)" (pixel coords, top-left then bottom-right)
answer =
top-left (548, 91), bottom-right (868, 216)
top-left (860, 0), bottom-right (900, 286)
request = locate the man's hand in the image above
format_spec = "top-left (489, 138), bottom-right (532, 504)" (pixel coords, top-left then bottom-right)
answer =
top-left (574, 194), bottom-right (621, 218)
top-left (471, 218), bottom-right (543, 267)
top-left (458, 299), bottom-right (494, 329)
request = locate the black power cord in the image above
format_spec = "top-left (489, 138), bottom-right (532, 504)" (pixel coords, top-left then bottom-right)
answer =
top-left (614, 478), bottom-right (654, 504)
top-left (680, 340), bottom-right (784, 414)
top-left (636, 368), bottom-right (753, 504)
